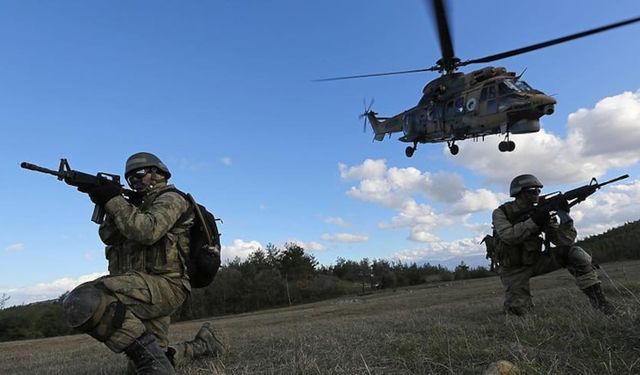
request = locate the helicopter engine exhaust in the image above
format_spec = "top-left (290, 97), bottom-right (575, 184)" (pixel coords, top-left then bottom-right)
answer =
top-left (543, 104), bottom-right (554, 115)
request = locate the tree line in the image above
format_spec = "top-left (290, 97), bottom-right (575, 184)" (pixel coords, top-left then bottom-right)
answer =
top-left (1, 219), bottom-right (638, 342)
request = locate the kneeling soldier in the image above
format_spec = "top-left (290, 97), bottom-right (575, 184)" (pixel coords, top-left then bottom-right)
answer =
top-left (62, 152), bottom-right (224, 374)
top-left (492, 174), bottom-right (614, 316)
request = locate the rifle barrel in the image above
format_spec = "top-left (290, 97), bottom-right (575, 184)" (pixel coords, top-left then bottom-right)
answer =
top-left (20, 162), bottom-right (63, 177)
top-left (599, 174), bottom-right (629, 187)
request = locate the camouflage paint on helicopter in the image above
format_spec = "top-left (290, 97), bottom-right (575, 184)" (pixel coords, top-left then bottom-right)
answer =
top-left (366, 66), bottom-right (556, 156)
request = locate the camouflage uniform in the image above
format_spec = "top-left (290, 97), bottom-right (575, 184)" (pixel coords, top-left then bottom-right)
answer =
top-left (493, 199), bottom-right (600, 315)
top-left (64, 180), bottom-right (193, 353)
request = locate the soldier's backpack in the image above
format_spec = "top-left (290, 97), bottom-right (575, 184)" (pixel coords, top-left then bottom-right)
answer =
top-left (163, 189), bottom-right (222, 288)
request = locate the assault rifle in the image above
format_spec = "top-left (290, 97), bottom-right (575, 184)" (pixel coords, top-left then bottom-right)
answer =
top-left (511, 174), bottom-right (629, 223)
top-left (21, 159), bottom-right (134, 224)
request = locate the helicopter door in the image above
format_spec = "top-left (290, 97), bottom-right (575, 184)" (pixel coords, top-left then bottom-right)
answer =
top-left (445, 100), bottom-right (454, 124)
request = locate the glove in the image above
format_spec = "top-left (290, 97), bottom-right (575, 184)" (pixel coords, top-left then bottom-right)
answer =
top-left (530, 207), bottom-right (551, 227)
top-left (125, 190), bottom-right (145, 206)
top-left (77, 181), bottom-right (122, 206)
top-left (557, 197), bottom-right (570, 213)
top-left (556, 210), bottom-right (573, 225)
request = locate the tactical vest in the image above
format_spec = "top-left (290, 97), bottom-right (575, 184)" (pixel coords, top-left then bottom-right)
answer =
top-left (104, 184), bottom-right (193, 277)
top-left (494, 201), bottom-right (543, 268)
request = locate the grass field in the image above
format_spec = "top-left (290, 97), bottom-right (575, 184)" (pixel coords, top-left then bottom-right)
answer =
top-left (1, 260), bottom-right (639, 374)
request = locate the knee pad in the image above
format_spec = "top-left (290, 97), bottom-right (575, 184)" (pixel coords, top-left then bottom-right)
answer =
top-left (63, 283), bottom-right (108, 329)
top-left (63, 283), bottom-right (127, 342)
top-left (567, 246), bottom-right (592, 267)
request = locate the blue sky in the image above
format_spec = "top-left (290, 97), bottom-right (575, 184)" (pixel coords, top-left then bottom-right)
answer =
top-left (1, 0), bottom-right (639, 306)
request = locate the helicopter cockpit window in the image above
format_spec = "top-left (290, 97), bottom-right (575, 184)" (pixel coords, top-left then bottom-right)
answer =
top-left (514, 80), bottom-right (533, 92)
top-left (499, 80), bottom-right (521, 95)
top-left (480, 84), bottom-right (496, 101)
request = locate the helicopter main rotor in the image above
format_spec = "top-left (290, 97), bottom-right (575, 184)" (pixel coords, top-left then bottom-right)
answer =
top-left (316, 0), bottom-right (640, 81)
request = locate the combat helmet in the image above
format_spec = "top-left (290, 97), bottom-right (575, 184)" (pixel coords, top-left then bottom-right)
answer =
top-left (509, 174), bottom-right (543, 197)
top-left (125, 152), bottom-right (171, 179)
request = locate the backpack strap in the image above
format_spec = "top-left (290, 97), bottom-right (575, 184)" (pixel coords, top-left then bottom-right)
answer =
top-left (156, 187), bottom-right (193, 225)
top-left (153, 187), bottom-right (195, 274)
top-left (158, 188), bottom-right (213, 246)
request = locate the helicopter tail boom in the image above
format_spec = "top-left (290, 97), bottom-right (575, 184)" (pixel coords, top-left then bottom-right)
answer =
top-left (366, 112), bottom-right (403, 141)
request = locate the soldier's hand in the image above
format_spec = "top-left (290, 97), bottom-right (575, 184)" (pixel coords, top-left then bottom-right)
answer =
top-left (78, 181), bottom-right (122, 206)
top-left (530, 207), bottom-right (551, 227)
top-left (558, 197), bottom-right (571, 213)
top-left (125, 190), bottom-right (144, 206)
top-left (557, 210), bottom-right (573, 225)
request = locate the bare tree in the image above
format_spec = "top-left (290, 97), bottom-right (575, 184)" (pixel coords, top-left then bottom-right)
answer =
top-left (0, 293), bottom-right (9, 310)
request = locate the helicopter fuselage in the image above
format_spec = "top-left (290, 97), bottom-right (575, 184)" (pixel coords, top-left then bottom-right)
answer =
top-left (367, 66), bottom-right (556, 155)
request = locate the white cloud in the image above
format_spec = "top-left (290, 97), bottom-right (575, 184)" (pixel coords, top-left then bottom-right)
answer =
top-left (340, 160), bottom-right (472, 242)
top-left (378, 200), bottom-right (452, 242)
top-left (285, 240), bottom-right (326, 252)
top-left (450, 189), bottom-right (507, 215)
top-left (324, 216), bottom-right (350, 227)
top-left (427, 172), bottom-right (465, 203)
top-left (320, 233), bottom-right (368, 242)
top-left (5, 243), bottom-right (25, 252)
top-left (452, 90), bottom-right (640, 186)
top-left (339, 159), bottom-right (465, 208)
top-left (0, 272), bottom-right (107, 307)
top-left (221, 157), bottom-right (232, 166)
top-left (568, 91), bottom-right (640, 157)
top-left (392, 236), bottom-right (486, 263)
top-left (221, 239), bottom-right (263, 262)
top-left (339, 159), bottom-right (387, 180)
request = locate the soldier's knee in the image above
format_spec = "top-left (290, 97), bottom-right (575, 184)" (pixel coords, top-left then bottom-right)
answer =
top-left (63, 283), bottom-right (107, 329)
top-left (63, 283), bottom-right (126, 342)
top-left (567, 246), bottom-right (592, 268)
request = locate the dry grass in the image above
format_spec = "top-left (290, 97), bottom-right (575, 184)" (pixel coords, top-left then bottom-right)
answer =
top-left (2, 260), bottom-right (640, 374)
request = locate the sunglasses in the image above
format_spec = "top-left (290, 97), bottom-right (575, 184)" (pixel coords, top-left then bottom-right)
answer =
top-left (127, 168), bottom-right (150, 185)
top-left (523, 187), bottom-right (541, 194)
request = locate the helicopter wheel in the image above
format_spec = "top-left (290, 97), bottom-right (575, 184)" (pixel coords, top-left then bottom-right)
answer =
top-left (507, 141), bottom-right (516, 152)
top-left (498, 141), bottom-right (508, 152)
top-left (449, 144), bottom-right (459, 155)
top-left (405, 146), bottom-right (415, 158)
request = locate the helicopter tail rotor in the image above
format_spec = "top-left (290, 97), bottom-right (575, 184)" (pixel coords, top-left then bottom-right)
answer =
top-left (359, 98), bottom-right (376, 132)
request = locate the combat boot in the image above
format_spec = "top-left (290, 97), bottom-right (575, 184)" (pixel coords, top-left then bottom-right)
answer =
top-left (124, 333), bottom-right (176, 375)
top-left (169, 322), bottom-right (226, 367)
top-left (583, 284), bottom-right (615, 315)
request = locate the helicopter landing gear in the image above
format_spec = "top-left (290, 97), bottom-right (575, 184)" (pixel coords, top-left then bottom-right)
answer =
top-left (498, 141), bottom-right (515, 152)
top-left (498, 135), bottom-right (516, 152)
top-left (405, 146), bottom-right (414, 157)
top-left (447, 141), bottom-right (459, 155)
top-left (405, 143), bottom-right (417, 158)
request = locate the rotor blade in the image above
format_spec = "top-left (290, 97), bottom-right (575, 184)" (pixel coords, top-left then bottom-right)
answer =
top-left (430, 0), bottom-right (455, 68)
top-left (314, 67), bottom-right (437, 82)
top-left (460, 15), bottom-right (640, 67)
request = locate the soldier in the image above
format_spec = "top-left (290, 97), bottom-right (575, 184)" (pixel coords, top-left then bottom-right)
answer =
top-left (492, 174), bottom-right (614, 316)
top-left (61, 152), bottom-right (225, 374)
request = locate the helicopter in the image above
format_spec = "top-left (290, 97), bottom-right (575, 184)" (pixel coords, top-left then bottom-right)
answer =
top-left (319, 0), bottom-right (640, 157)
